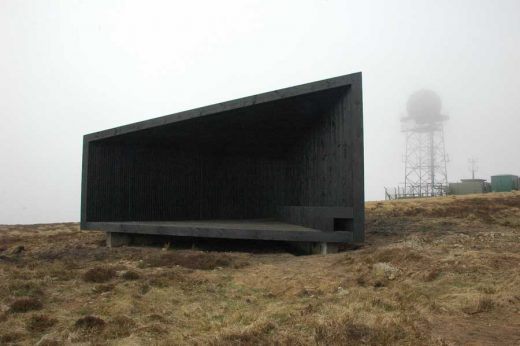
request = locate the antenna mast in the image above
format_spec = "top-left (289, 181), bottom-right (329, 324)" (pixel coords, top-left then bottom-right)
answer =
top-left (400, 89), bottom-right (449, 198)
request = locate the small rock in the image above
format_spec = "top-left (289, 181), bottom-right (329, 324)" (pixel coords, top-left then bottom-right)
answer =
top-left (161, 242), bottom-right (170, 251)
top-left (337, 287), bottom-right (350, 296)
top-left (0, 304), bottom-right (9, 314)
top-left (373, 262), bottom-right (400, 280)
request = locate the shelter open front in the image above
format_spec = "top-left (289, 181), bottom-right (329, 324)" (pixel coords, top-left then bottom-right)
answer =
top-left (81, 73), bottom-right (364, 244)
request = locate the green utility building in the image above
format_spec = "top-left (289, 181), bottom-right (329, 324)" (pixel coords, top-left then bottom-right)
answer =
top-left (491, 175), bottom-right (519, 192)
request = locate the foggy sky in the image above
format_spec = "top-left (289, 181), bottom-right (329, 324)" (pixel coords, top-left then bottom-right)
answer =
top-left (1, 0), bottom-right (519, 224)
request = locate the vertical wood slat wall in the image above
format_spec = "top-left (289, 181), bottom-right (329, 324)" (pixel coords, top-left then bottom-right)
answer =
top-left (82, 73), bottom-right (364, 243)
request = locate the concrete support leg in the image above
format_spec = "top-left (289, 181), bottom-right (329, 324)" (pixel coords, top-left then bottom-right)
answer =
top-left (292, 242), bottom-right (340, 255)
top-left (320, 242), bottom-right (328, 255)
top-left (313, 242), bottom-right (339, 254)
top-left (106, 232), bottom-right (131, 248)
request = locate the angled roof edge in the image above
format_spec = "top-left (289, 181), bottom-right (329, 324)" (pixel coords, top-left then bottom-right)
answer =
top-left (84, 72), bottom-right (361, 141)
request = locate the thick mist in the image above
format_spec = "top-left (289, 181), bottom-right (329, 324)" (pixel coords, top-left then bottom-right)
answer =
top-left (1, 0), bottom-right (519, 224)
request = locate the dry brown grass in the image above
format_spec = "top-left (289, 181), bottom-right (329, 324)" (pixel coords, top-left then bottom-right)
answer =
top-left (121, 270), bottom-right (140, 280)
top-left (9, 297), bottom-right (43, 313)
top-left (143, 250), bottom-right (250, 270)
top-left (0, 332), bottom-right (24, 344)
top-left (74, 315), bottom-right (106, 330)
top-left (104, 315), bottom-right (136, 339)
top-left (210, 321), bottom-right (278, 345)
top-left (26, 314), bottom-right (57, 332)
top-left (83, 266), bottom-right (116, 283)
top-left (92, 283), bottom-right (115, 293)
top-left (314, 319), bottom-right (411, 346)
top-left (0, 193), bottom-right (519, 344)
top-left (463, 296), bottom-right (496, 315)
top-left (8, 280), bottom-right (44, 297)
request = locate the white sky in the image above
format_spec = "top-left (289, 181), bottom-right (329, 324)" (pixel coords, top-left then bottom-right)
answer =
top-left (1, 0), bottom-right (519, 224)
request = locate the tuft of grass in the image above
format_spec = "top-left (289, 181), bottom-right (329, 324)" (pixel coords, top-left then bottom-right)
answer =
top-left (356, 275), bottom-right (367, 286)
top-left (9, 297), bottom-right (43, 313)
top-left (371, 247), bottom-right (425, 265)
top-left (373, 280), bottom-right (386, 288)
top-left (122, 270), bottom-right (140, 280)
top-left (144, 251), bottom-right (249, 270)
top-left (0, 332), bottom-right (24, 344)
top-left (371, 298), bottom-right (397, 312)
top-left (476, 297), bottom-right (496, 313)
top-left (423, 268), bottom-right (441, 282)
top-left (35, 338), bottom-right (61, 346)
top-left (476, 285), bottom-right (497, 294)
top-left (314, 320), bottom-right (412, 346)
top-left (92, 284), bottom-right (115, 293)
top-left (463, 296), bottom-right (496, 314)
top-left (211, 321), bottom-right (277, 345)
top-left (83, 267), bottom-right (116, 283)
top-left (26, 314), bottom-right (57, 332)
top-left (105, 316), bottom-right (137, 339)
top-left (75, 315), bottom-right (106, 330)
top-left (138, 283), bottom-right (151, 295)
top-left (146, 275), bottom-right (174, 288)
top-left (9, 281), bottom-right (44, 297)
top-left (140, 323), bottom-right (168, 336)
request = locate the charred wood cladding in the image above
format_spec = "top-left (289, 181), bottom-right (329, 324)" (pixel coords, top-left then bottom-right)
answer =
top-left (81, 73), bottom-right (364, 244)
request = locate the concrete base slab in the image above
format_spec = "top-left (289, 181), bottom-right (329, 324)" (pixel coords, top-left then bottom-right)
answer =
top-left (86, 220), bottom-right (353, 243)
top-left (106, 232), bottom-right (131, 248)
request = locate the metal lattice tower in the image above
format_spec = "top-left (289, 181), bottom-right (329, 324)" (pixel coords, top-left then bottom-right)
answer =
top-left (400, 89), bottom-right (449, 198)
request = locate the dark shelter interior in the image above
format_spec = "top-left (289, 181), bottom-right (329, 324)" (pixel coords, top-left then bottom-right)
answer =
top-left (86, 86), bottom-right (352, 223)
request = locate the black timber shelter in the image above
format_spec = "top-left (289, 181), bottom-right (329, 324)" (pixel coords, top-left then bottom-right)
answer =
top-left (81, 72), bottom-right (364, 245)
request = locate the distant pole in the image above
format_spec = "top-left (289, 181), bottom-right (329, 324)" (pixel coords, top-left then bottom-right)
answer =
top-left (469, 158), bottom-right (478, 180)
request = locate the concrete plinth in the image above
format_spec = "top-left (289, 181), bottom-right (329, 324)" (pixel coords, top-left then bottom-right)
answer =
top-left (106, 232), bottom-right (131, 248)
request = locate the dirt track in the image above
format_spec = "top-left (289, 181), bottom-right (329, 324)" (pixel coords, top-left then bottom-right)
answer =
top-left (1, 192), bottom-right (520, 345)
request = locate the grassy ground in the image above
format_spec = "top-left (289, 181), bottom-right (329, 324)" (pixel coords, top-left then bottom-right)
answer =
top-left (1, 192), bottom-right (520, 345)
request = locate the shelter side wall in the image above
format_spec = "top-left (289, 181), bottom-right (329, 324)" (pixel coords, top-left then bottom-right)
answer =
top-left (280, 86), bottom-right (365, 240)
top-left (290, 87), bottom-right (353, 208)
